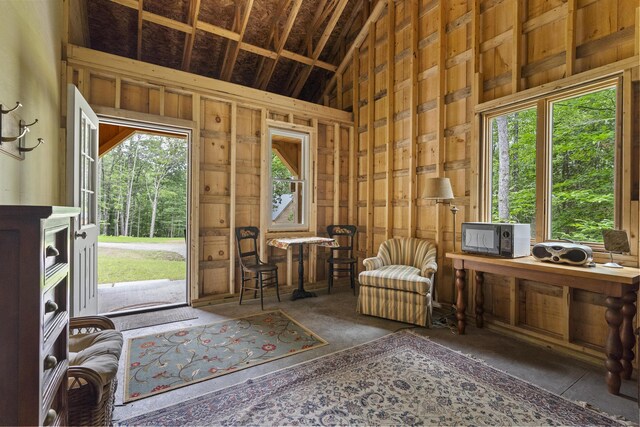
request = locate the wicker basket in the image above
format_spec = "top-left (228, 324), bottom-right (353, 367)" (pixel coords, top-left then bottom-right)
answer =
top-left (68, 316), bottom-right (122, 427)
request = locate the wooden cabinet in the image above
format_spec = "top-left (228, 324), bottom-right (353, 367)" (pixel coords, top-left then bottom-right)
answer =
top-left (0, 206), bottom-right (79, 426)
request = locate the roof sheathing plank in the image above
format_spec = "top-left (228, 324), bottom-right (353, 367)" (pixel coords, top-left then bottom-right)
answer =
top-left (88, 0), bottom-right (138, 59)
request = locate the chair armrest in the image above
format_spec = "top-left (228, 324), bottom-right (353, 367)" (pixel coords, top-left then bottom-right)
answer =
top-left (420, 259), bottom-right (438, 277)
top-left (70, 315), bottom-right (116, 335)
top-left (68, 366), bottom-right (105, 404)
top-left (363, 256), bottom-right (384, 271)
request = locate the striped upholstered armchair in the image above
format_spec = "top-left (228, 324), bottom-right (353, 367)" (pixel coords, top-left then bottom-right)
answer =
top-left (357, 238), bottom-right (437, 327)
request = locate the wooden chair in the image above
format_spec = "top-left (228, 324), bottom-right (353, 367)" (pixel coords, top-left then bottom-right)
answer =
top-left (327, 225), bottom-right (357, 295)
top-left (235, 226), bottom-right (280, 310)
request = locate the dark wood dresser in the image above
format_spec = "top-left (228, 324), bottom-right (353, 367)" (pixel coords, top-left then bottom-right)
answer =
top-left (0, 206), bottom-right (79, 426)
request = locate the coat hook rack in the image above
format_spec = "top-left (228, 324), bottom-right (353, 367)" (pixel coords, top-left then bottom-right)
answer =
top-left (0, 101), bottom-right (41, 159)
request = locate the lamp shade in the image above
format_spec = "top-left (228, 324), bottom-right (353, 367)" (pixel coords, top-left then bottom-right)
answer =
top-left (421, 177), bottom-right (454, 200)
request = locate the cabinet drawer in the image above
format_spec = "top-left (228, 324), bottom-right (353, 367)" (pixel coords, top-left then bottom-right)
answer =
top-left (44, 225), bottom-right (68, 273)
top-left (42, 373), bottom-right (67, 427)
top-left (43, 278), bottom-right (68, 340)
top-left (42, 326), bottom-right (68, 395)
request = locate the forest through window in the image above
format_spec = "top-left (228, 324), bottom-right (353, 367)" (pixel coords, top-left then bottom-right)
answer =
top-left (488, 82), bottom-right (617, 244)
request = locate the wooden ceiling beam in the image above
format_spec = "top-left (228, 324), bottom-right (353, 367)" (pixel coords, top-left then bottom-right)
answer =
top-left (220, 0), bottom-right (255, 81)
top-left (282, 0), bottom-right (330, 94)
top-left (290, 0), bottom-right (349, 98)
top-left (181, 0), bottom-right (202, 71)
top-left (218, 2), bottom-right (242, 80)
top-left (107, 0), bottom-right (336, 74)
top-left (255, 0), bottom-right (300, 90)
top-left (318, 0), bottom-right (386, 102)
top-left (326, 0), bottom-right (364, 65)
top-left (253, 0), bottom-right (289, 88)
top-left (136, 0), bottom-right (144, 60)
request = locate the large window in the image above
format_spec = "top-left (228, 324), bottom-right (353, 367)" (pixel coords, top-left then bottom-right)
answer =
top-left (268, 127), bottom-right (309, 230)
top-left (483, 79), bottom-right (619, 244)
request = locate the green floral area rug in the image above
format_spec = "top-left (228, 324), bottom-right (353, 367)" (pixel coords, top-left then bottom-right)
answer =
top-left (124, 309), bottom-right (327, 402)
top-left (119, 330), bottom-right (624, 426)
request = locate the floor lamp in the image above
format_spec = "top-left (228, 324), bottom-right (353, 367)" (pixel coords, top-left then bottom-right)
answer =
top-left (421, 177), bottom-right (458, 311)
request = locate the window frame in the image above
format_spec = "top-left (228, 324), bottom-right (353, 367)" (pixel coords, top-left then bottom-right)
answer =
top-left (267, 126), bottom-right (310, 232)
top-left (479, 76), bottom-right (623, 249)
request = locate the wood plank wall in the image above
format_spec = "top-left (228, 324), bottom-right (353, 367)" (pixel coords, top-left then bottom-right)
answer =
top-left (330, 0), bottom-right (639, 298)
top-left (64, 46), bottom-right (353, 307)
top-left (327, 0), bottom-right (640, 362)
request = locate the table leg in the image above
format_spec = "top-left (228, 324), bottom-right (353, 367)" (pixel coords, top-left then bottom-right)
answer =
top-left (291, 244), bottom-right (316, 300)
top-left (475, 271), bottom-right (484, 328)
top-left (620, 291), bottom-right (636, 380)
top-left (605, 296), bottom-right (624, 395)
top-left (455, 268), bottom-right (466, 335)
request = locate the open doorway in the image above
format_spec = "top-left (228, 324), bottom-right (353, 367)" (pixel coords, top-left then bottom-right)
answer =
top-left (96, 121), bottom-right (190, 314)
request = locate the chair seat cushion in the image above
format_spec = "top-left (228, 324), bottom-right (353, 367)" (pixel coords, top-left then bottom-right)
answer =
top-left (358, 265), bottom-right (431, 295)
top-left (69, 330), bottom-right (123, 384)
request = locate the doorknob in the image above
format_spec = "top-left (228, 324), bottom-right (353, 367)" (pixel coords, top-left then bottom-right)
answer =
top-left (75, 231), bottom-right (87, 239)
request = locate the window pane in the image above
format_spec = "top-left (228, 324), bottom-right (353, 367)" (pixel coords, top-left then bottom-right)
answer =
top-left (270, 130), bottom-right (307, 229)
top-left (489, 107), bottom-right (537, 237)
top-left (550, 87), bottom-right (616, 243)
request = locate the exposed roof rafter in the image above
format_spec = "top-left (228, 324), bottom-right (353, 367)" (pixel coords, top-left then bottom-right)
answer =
top-left (181, 0), bottom-right (202, 71)
top-left (255, 0), bottom-right (302, 90)
top-left (220, 0), bottom-right (254, 81)
top-left (290, 0), bottom-right (350, 98)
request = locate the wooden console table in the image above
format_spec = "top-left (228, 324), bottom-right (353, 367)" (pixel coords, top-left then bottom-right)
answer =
top-left (446, 252), bottom-right (640, 395)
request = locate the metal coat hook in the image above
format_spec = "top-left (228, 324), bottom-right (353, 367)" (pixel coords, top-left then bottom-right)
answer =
top-left (0, 102), bottom-right (22, 114)
top-left (19, 138), bottom-right (44, 153)
top-left (1, 124), bottom-right (28, 143)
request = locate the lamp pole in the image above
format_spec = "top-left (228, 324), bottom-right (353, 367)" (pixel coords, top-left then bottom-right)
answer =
top-left (450, 204), bottom-right (458, 252)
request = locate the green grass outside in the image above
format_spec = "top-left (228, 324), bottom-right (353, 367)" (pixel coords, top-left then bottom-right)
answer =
top-left (98, 235), bottom-right (184, 244)
top-left (98, 247), bottom-right (185, 284)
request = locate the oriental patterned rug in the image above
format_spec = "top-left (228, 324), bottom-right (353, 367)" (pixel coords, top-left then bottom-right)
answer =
top-left (123, 310), bottom-right (327, 402)
top-left (119, 330), bottom-right (624, 426)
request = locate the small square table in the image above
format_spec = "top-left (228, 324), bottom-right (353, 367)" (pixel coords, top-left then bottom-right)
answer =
top-left (268, 236), bottom-right (339, 300)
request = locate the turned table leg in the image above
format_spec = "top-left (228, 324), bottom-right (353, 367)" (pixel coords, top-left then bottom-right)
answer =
top-left (455, 268), bottom-right (466, 335)
top-left (605, 296), bottom-right (624, 395)
top-left (475, 271), bottom-right (484, 328)
top-left (620, 291), bottom-right (637, 380)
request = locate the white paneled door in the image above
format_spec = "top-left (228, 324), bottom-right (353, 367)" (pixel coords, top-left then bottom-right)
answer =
top-left (67, 84), bottom-right (99, 317)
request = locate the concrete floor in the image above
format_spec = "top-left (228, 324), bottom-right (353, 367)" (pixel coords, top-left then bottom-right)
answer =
top-left (98, 279), bottom-right (187, 313)
top-left (111, 283), bottom-right (639, 424)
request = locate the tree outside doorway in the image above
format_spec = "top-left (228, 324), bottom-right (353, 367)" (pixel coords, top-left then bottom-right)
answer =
top-left (97, 132), bottom-right (188, 313)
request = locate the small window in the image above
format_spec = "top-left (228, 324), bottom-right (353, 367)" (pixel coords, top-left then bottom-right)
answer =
top-left (268, 128), bottom-right (309, 230)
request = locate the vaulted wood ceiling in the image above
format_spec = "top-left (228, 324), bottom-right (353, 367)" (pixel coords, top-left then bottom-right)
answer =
top-left (79, 0), bottom-right (371, 103)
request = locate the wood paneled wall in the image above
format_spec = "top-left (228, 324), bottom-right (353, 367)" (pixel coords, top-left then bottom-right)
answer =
top-left (328, 0), bottom-right (639, 298)
top-left (64, 45), bottom-right (353, 307)
top-left (326, 0), bottom-right (639, 362)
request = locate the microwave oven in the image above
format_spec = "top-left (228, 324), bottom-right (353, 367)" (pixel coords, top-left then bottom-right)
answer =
top-left (461, 222), bottom-right (531, 258)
